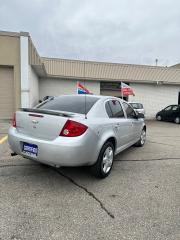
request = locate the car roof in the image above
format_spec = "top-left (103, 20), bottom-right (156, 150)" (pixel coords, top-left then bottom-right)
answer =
top-left (165, 104), bottom-right (179, 107)
top-left (55, 94), bottom-right (123, 101)
top-left (128, 102), bottom-right (142, 104)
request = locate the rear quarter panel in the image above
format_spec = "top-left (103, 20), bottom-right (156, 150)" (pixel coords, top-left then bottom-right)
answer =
top-left (79, 117), bottom-right (117, 165)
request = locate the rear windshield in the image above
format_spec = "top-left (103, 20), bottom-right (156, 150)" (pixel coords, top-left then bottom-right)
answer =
top-left (37, 96), bottom-right (99, 114)
top-left (129, 103), bottom-right (143, 109)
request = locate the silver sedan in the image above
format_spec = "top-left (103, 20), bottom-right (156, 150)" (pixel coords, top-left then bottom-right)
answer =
top-left (8, 95), bottom-right (146, 178)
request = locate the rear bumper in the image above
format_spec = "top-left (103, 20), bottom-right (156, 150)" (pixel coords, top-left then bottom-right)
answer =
top-left (8, 127), bottom-right (99, 167)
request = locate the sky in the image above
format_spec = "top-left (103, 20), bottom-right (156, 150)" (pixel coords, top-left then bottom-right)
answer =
top-left (0, 0), bottom-right (180, 66)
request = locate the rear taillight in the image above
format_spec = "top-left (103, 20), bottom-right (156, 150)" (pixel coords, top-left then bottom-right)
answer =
top-left (60, 120), bottom-right (88, 137)
top-left (12, 112), bottom-right (16, 128)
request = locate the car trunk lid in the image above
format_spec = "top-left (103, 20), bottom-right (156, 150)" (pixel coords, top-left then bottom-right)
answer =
top-left (15, 109), bottom-right (79, 140)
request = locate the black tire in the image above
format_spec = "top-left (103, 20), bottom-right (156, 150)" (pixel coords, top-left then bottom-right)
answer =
top-left (90, 142), bottom-right (114, 178)
top-left (134, 128), bottom-right (146, 147)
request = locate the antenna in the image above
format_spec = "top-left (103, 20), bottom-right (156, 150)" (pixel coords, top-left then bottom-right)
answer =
top-left (155, 58), bottom-right (158, 66)
top-left (83, 60), bottom-right (87, 119)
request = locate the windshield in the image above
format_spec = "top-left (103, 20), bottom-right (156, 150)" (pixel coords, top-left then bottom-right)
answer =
top-left (129, 103), bottom-right (143, 109)
top-left (37, 95), bottom-right (99, 114)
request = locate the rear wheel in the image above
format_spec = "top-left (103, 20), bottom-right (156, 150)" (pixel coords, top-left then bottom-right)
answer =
top-left (174, 117), bottom-right (180, 124)
top-left (156, 115), bottom-right (162, 121)
top-left (90, 142), bottom-right (114, 178)
top-left (134, 128), bottom-right (146, 147)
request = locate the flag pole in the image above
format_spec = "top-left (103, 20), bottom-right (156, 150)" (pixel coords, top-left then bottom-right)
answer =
top-left (121, 82), bottom-right (123, 100)
top-left (83, 60), bottom-right (87, 119)
top-left (77, 81), bottom-right (79, 94)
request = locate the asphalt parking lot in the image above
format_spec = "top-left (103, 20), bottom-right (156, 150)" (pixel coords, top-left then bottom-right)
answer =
top-left (0, 120), bottom-right (180, 240)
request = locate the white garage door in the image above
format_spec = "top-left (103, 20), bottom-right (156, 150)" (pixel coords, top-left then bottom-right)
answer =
top-left (0, 66), bottom-right (14, 119)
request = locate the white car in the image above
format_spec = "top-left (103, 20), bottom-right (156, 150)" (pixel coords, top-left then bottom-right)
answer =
top-left (8, 95), bottom-right (146, 178)
top-left (129, 102), bottom-right (145, 116)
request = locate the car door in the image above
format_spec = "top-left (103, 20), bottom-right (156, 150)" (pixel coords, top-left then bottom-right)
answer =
top-left (177, 106), bottom-right (180, 117)
top-left (162, 105), bottom-right (173, 121)
top-left (105, 100), bottom-right (130, 150)
top-left (122, 102), bottom-right (142, 141)
top-left (170, 105), bottom-right (179, 121)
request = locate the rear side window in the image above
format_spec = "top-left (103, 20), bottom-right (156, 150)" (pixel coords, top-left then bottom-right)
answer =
top-left (105, 102), bottom-right (113, 118)
top-left (106, 100), bottom-right (124, 118)
top-left (123, 102), bottom-right (136, 119)
top-left (38, 96), bottom-right (99, 114)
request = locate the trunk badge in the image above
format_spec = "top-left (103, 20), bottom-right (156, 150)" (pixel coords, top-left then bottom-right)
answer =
top-left (32, 119), bottom-right (39, 124)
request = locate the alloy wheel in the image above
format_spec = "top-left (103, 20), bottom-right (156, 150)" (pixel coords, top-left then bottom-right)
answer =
top-left (140, 129), bottom-right (146, 145)
top-left (102, 146), bottom-right (114, 174)
top-left (157, 115), bottom-right (162, 121)
top-left (175, 117), bottom-right (180, 124)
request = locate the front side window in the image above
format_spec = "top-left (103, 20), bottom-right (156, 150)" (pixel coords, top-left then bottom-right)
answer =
top-left (106, 100), bottom-right (124, 118)
top-left (123, 102), bottom-right (136, 119)
top-left (172, 106), bottom-right (178, 111)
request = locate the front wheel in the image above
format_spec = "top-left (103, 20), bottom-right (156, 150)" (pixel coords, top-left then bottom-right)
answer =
top-left (90, 142), bottom-right (114, 178)
top-left (134, 128), bottom-right (146, 147)
top-left (156, 115), bottom-right (162, 121)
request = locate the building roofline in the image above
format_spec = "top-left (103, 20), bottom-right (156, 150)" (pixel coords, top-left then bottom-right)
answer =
top-left (170, 63), bottom-right (180, 68)
top-left (41, 56), bottom-right (180, 84)
top-left (0, 30), bottom-right (29, 37)
top-left (42, 56), bottom-right (171, 70)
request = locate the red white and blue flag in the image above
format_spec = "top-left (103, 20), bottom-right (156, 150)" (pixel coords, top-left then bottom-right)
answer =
top-left (121, 82), bottom-right (135, 96)
top-left (77, 82), bottom-right (92, 94)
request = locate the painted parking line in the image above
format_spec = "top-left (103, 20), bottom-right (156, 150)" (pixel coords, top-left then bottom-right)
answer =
top-left (0, 135), bottom-right (8, 144)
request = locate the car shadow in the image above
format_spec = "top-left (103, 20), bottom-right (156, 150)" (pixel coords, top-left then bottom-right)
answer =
top-left (46, 146), bottom-right (138, 181)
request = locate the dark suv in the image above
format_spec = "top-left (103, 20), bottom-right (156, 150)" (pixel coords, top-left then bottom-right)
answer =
top-left (156, 105), bottom-right (180, 124)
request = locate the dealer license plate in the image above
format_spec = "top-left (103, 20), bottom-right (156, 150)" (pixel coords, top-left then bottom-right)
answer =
top-left (22, 142), bottom-right (38, 157)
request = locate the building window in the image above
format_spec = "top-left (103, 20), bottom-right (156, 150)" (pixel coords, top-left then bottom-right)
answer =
top-left (101, 82), bottom-right (121, 90)
top-left (100, 82), bottom-right (129, 101)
